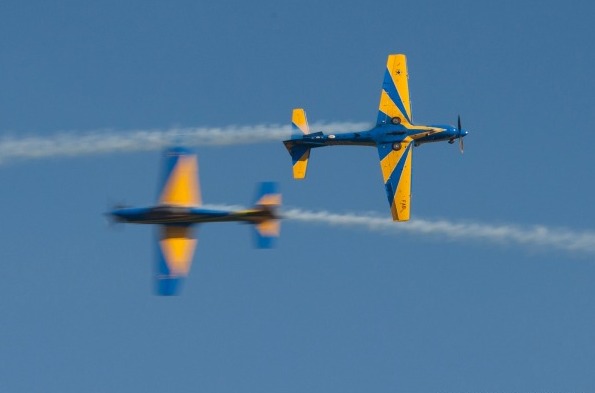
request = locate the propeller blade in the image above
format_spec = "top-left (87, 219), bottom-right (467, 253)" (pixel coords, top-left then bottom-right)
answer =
top-left (106, 198), bottom-right (128, 228)
top-left (459, 134), bottom-right (464, 154)
top-left (457, 115), bottom-right (464, 154)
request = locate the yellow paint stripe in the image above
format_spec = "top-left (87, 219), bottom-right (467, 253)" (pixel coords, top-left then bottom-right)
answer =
top-left (378, 90), bottom-right (411, 127)
top-left (380, 149), bottom-right (400, 182)
top-left (159, 226), bottom-right (196, 276)
top-left (388, 54), bottom-right (412, 122)
top-left (159, 155), bottom-right (201, 206)
top-left (255, 194), bottom-right (282, 206)
top-left (379, 138), bottom-right (412, 182)
top-left (391, 146), bottom-right (412, 221)
top-left (409, 127), bottom-right (446, 140)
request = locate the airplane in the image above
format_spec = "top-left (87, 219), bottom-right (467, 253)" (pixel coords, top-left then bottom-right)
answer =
top-left (283, 53), bottom-right (468, 221)
top-left (108, 146), bottom-right (281, 295)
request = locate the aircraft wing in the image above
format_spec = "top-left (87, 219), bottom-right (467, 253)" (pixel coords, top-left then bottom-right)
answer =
top-left (377, 138), bottom-right (413, 221)
top-left (158, 147), bottom-right (201, 207)
top-left (377, 54), bottom-right (413, 127)
top-left (155, 225), bottom-right (197, 295)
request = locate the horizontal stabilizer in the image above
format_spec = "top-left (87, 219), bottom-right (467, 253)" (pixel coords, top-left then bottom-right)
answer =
top-left (292, 108), bottom-right (310, 136)
top-left (286, 145), bottom-right (311, 179)
top-left (253, 219), bottom-right (281, 249)
top-left (253, 181), bottom-right (281, 207)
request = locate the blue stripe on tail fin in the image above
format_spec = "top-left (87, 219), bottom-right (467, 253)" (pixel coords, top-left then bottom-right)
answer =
top-left (252, 182), bottom-right (281, 249)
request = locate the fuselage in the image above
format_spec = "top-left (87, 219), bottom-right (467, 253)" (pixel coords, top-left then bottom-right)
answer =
top-left (284, 122), bottom-right (467, 148)
top-left (110, 205), bottom-right (277, 225)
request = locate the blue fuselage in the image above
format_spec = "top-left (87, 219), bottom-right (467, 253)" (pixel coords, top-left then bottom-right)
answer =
top-left (285, 123), bottom-right (466, 148)
top-left (110, 205), bottom-right (275, 225)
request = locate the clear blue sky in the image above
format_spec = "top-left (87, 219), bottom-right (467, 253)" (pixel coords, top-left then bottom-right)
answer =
top-left (1, 1), bottom-right (595, 392)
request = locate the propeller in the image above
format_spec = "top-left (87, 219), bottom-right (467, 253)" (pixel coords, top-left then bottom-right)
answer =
top-left (105, 198), bottom-right (129, 228)
top-left (457, 115), bottom-right (464, 154)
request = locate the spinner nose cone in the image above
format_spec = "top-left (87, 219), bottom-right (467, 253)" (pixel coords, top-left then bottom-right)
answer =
top-left (108, 205), bottom-right (136, 223)
top-left (107, 209), bottom-right (126, 223)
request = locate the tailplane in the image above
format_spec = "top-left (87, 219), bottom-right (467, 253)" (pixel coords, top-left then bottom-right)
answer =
top-left (291, 108), bottom-right (310, 136)
top-left (251, 182), bottom-right (281, 249)
top-left (285, 108), bottom-right (311, 179)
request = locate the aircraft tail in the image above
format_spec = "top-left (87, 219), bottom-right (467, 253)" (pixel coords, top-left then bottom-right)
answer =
top-left (285, 108), bottom-right (311, 179)
top-left (251, 182), bottom-right (281, 249)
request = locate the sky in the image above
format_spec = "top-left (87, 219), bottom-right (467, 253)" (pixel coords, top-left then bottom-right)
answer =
top-left (1, 0), bottom-right (595, 392)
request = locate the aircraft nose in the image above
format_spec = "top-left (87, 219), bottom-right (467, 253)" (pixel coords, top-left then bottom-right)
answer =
top-left (109, 210), bottom-right (126, 222)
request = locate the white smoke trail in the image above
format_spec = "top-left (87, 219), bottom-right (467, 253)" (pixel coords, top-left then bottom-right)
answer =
top-left (7, 124), bottom-right (594, 255)
top-left (0, 121), bottom-right (370, 164)
top-left (281, 208), bottom-right (595, 255)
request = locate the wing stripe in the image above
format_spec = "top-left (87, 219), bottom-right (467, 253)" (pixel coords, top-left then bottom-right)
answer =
top-left (378, 139), bottom-right (413, 221)
top-left (377, 54), bottom-right (412, 126)
top-left (381, 69), bottom-right (411, 124)
top-left (159, 225), bottom-right (196, 276)
top-left (155, 225), bottom-right (196, 295)
top-left (290, 146), bottom-right (310, 179)
top-left (159, 153), bottom-right (201, 206)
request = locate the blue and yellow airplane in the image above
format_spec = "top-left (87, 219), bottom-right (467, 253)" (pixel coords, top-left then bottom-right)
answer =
top-left (109, 147), bottom-right (281, 295)
top-left (283, 54), bottom-right (468, 221)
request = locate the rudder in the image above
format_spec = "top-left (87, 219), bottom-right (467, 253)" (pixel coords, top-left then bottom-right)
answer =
top-left (252, 182), bottom-right (281, 249)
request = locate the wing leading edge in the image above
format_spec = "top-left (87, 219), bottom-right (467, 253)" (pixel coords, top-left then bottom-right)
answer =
top-left (377, 138), bottom-right (413, 221)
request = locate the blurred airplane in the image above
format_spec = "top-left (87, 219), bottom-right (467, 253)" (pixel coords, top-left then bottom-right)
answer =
top-left (108, 147), bottom-right (281, 295)
top-left (283, 53), bottom-right (468, 221)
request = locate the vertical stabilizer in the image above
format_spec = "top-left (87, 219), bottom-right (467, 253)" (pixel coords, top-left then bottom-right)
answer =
top-left (251, 182), bottom-right (281, 249)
